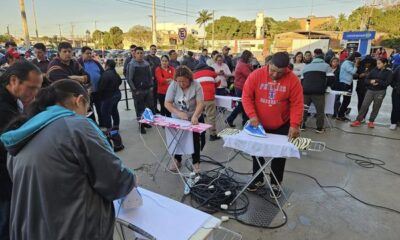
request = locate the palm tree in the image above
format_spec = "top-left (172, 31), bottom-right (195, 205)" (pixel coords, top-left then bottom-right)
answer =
top-left (196, 10), bottom-right (213, 48)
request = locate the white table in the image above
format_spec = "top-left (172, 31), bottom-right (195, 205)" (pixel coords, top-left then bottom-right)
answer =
top-left (222, 131), bottom-right (300, 219)
top-left (215, 95), bottom-right (241, 111)
top-left (114, 187), bottom-right (227, 240)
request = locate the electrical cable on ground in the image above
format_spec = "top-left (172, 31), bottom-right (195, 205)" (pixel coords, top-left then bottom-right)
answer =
top-left (286, 170), bottom-right (400, 215)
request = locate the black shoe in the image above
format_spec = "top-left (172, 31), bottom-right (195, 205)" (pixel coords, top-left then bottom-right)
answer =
top-left (336, 116), bottom-right (351, 122)
top-left (246, 180), bottom-right (266, 192)
top-left (269, 184), bottom-right (282, 199)
top-left (143, 123), bottom-right (152, 128)
top-left (140, 125), bottom-right (146, 134)
top-left (114, 144), bottom-right (125, 152)
top-left (209, 135), bottom-right (221, 141)
top-left (225, 119), bottom-right (236, 128)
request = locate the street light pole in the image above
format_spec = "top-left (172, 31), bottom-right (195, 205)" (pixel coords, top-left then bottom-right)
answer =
top-left (19, 0), bottom-right (30, 49)
top-left (152, 0), bottom-right (157, 45)
top-left (32, 0), bottom-right (39, 41)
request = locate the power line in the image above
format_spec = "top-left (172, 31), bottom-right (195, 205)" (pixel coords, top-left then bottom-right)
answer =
top-left (115, 0), bottom-right (197, 18)
top-left (126, 0), bottom-right (197, 14)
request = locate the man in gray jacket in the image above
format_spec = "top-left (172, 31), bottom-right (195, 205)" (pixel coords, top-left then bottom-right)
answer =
top-left (128, 47), bottom-right (154, 134)
top-left (301, 49), bottom-right (332, 133)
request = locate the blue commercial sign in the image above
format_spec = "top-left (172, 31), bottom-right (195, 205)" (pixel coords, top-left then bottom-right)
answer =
top-left (342, 31), bottom-right (376, 40)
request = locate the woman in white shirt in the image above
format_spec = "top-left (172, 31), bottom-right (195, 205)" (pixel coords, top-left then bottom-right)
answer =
top-left (212, 54), bottom-right (232, 95)
top-left (292, 52), bottom-right (305, 79)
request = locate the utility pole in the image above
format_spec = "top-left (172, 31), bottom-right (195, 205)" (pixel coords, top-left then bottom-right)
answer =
top-left (71, 22), bottom-right (75, 47)
top-left (7, 25), bottom-right (10, 35)
top-left (58, 24), bottom-right (62, 40)
top-left (31, 0), bottom-right (39, 41)
top-left (152, 0), bottom-right (157, 45)
top-left (19, 0), bottom-right (30, 49)
top-left (212, 10), bottom-right (215, 50)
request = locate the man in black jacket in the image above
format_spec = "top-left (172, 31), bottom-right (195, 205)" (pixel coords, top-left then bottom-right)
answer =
top-left (123, 44), bottom-right (136, 78)
top-left (301, 49), bottom-right (332, 133)
top-left (144, 45), bottom-right (161, 112)
top-left (0, 61), bottom-right (42, 240)
top-left (128, 47), bottom-right (154, 134)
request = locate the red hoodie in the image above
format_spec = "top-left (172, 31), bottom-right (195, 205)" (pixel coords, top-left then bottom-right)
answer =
top-left (155, 66), bottom-right (175, 94)
top-left (234, 60), bottom-right (253, 90)
top-left (194, 67), bottom-right (219, 101)
top-left (242, 65), bottom-right (304, 130)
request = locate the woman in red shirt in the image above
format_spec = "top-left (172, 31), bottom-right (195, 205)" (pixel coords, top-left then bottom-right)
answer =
top-left (155, 55), bottom-right (175, 117)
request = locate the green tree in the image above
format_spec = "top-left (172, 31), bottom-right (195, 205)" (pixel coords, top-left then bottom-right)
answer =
top-left (205, 16), bottom-right (240, 40)
top-left (236, 20), bottom-right (256, 39)
top-left (183, 35), bottom-right (200, 49)
top-left (337, 13), bottom-right (347, 31)
top-left (196, 10), bottom-right (213, 46)
top-left (124, 25), bottom-right (152, 47)
top-left (109, 26), bottom-right (124, 49)
top-left (92, 30), bottom-right (104, 48)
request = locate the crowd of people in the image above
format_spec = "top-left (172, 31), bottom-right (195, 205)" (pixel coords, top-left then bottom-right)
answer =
top-left (0, 38), bottom-right (400, 239)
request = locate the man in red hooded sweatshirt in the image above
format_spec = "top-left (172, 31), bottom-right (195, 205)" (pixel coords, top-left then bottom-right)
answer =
top-left (242, 52), bottom-right (304, 195)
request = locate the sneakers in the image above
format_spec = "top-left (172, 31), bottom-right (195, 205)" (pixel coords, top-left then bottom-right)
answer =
top-left (350, 120), bottom-right (361, 127)
top-left (209, 135), bottom-right (221, 141)
top-left (269, 184), bottom-right (282, 199)
top-left (300, 123), bottom-right (306, 131)
top-left (225, 119), bottom-right (236, 128)
top-left (367, 122), bottom-right (375, 128)
top-left (246, 180), bottom-right (266, 192)
top-left (315, 128), bottom-right (325, 134)
top-left (389, 124), bottom-right (397, 130)
top-left (336, 116), bottom-right (351, 122)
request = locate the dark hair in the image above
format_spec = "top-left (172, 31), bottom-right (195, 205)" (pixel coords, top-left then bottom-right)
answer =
top-left (169, 50), bottom-right (176, 56)
top-left (0, 61), bottom-right (41, 87)
top-left (174, 66), bottom-right (193, 82)
top-left (211, 50), bottom-right (219, 57)
top-left (135, 47), bottom-right (144, 52)
top-left (202, 49), bottom-right (208, 52)
top-left (150, 44), bottom-right (157, 49)
top-left (187, 51), bottom-right (194, 57)
top-left (58, 42), bottom-right (72, 52)
top-left (105, 59), bottom-right (116, 70)
top-left (5, 41), bottom-right (17, 49)
top-left (81, 46), bottom-right (92, 53)
top-left (347, 52), bottom-right (361, 61)
top-left (304, 51), bottom-right (312, 55)
top-left (377, 58), bottom-right (388, 65)
top-left (33, 43), bottom-right (46, 52)
top-left (314, 48), bottom-right (324, 56)
top-left (5, 79), bottom-right (89, 132)
top-left (330, 57), bottom-right (339, 66)
top-left (271, 52), bottom-right (290, 68)
top-left (264, 55), bottom-right (273, 65)
top-left (130, 44), bottom-right (137, 49)
top-left (161, 55), bottom-right (170, 61)
top-left (215, 54), bottom-right (224, 61)
top-left (240, 50), bottom-right (253, 63)
top-left (293, 52), bottom-right (303, 63)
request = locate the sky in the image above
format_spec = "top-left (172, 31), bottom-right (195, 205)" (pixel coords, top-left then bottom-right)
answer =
top-left (0, 0), bottom-right (366, 38)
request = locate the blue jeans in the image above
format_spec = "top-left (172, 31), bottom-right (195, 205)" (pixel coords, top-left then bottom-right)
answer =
top-left (0, 200), bottom-right (10, 240)
top-left (226, 88), bottom-right (248, 126)
top-left (101, 92), bottom-right (121, 129)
